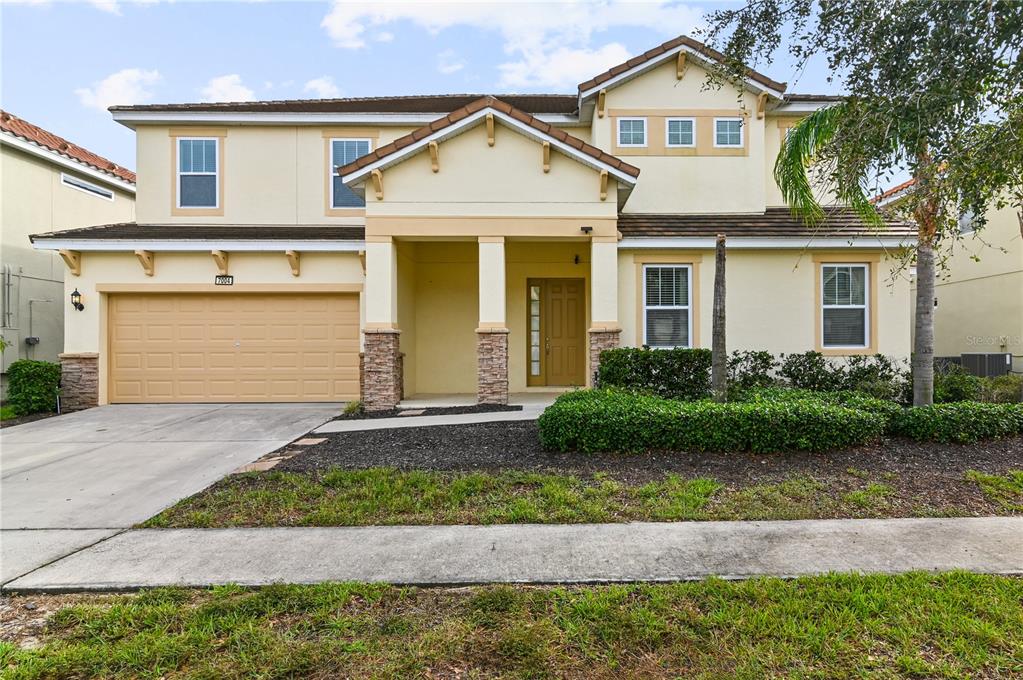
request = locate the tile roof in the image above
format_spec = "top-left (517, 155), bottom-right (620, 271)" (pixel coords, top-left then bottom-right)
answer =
top-left (617, 208), bottom-right (916, 238)
top-left (30, 223), bottom-right (365, 242)
top-left (577, 35), bottom-right (787, 95)
top-left (872, 178), bottom-right (917, 204)
top-left (1, 110), bottom-right (136, 184)
top-left (337, 95), bottom-right (640, 180)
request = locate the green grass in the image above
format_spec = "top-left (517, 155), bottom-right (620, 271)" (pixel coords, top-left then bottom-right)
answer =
top-left (0, 405), bottom-right (18, 420)
top-left (967, 470), bottom-right (1023, 512)
top-left (3, 573), bottom-right (1021, 678)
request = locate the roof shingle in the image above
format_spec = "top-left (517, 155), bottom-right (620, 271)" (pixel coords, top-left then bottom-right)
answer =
top-left (617, 208), bottom-right (915, 238)
top-left (30, 223), bottom-right (365, 242)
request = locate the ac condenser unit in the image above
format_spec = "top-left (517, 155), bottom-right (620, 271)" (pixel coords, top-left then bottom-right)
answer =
top-left (960, 353), bottom-right (1012, 378)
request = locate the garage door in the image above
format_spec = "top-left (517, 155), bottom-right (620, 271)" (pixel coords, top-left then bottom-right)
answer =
top-left (109, 293), bottom-right (359, 403)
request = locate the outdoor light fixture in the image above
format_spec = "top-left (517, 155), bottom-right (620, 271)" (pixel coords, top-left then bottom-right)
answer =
top-left (580, 225), bottom-right (593, 234)
top-left (70, 288), bottom-right (84, 311)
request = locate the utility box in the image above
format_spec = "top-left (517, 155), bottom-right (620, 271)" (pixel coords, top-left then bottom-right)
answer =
top-left (960, 353), bottom-right (1012, 378)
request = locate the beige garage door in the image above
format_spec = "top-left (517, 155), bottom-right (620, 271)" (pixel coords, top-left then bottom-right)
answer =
top-left (109, 293), bottom-right (359, 403)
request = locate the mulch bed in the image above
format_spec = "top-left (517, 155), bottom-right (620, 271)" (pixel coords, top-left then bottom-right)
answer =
top-left (334, 404), bottom-right (522, 421)
top-left (0, 412), bottom-right (59, 429)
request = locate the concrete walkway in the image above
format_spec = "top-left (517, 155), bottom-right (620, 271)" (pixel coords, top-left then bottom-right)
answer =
top-left (315, 404), bottom-right (547, 433)
top-left (5, 517), bottom-right (1020, 592)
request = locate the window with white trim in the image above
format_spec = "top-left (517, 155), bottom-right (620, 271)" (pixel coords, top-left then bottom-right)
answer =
top-left (714, 118), bottom-right (743, 147)
top-left (643, 265), bottom-right (691, 348)
top-left (665, 118), bottom-right (695, 147)
top-left (821, 264), bottom-right (869, 347)
top-left (617, 118), bottom-right (647, 147)
top-left (177, 138), bottom-right (218, 208)
top-left (61, 173), bottom-right (113, 201)
top-left (331, 138), bottom-right (372, 208)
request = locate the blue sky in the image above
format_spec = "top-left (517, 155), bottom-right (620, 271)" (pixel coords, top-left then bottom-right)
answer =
top-left (1, 1), bottom-right (842, 170)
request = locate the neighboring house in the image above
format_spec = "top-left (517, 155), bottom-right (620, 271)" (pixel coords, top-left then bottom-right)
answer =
top-left (877, 179), bottom-right (1023, 373)
top-left (30, 36), bottom-right (913, 411)
top-left (1, 110), bottom-right (136, 394)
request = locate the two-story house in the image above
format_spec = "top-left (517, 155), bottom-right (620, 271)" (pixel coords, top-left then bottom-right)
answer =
top-left (30, 36), bottom-right (913, 411)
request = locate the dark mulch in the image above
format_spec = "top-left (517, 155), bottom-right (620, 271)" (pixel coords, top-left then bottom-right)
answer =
top-left (334, 404), bottom-right (522, 421)
top-left (0, 412), bottom-right (59, 429)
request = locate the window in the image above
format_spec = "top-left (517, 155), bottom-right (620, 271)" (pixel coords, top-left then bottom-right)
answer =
top-left (61, 173), bottom-right (113, 201)
top-left (331, 139), bottom-right (372, 208)
top-left (177, 138), bottom-right (218, 208)
top-left (714, 118), bottom-right (743, 147)
top-left (821, 264), bottom-right (869, 348)
top-left (643, 265), bottom-right (691, 348)
top-left (958, 208), bottom-right (977, 234)
top-left (617, 118), bottom-right (647, 147)
top-left (665, 118), bottom-right (695, 147)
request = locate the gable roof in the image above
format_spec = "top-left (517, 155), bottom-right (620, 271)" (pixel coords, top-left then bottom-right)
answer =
top-left (338, 96), bottom-right (640, 185)
top-left (0, 109), bottom-right (136, 185)
top-left (872, 178), bottom-right (917, 206)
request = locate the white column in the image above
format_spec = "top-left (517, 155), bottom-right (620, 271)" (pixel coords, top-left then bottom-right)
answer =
top-left (478, 236), bottom-right (506, 327)
top-left (590, 237), bottom-right (619, 327)
top-left (365, 237), bottom-right (397, 326)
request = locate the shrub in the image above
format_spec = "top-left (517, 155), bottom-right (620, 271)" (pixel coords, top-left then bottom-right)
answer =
top-left (596, 347), bottom-right (711, 401)
top-left (727, 350), bottom-right (777, 391)
top-left (978, 374), bottom-right (1023, 403)
top-left (342, 400), bottom-right (364, 416)
top-left (737, 386), bottom-right (904, 432)
top-left (537, 389), bottom-right (885, 454)
top-left (933, 364), bottom-right (982, 403)
top-left (892, 403), bottom-right (1023, 444)
top-left (778, 351), bottom-right (846, 391)
top-left (6, 359), bottom-right (61, 415)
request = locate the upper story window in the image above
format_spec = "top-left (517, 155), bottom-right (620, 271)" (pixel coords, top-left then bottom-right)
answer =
top-left (617, 118), bottom-right (647, 147)
top-left (331, 139), bottom-right (372, 208)
top-left (61, 173), bottom-right (113, 201)
top-left (714, 118), bottom-right (744, 148)
top-left (665, 118), bottom-right (695, 147)
top-left (643, 264), bottom-right (691, 348)
top-left (821, 264), bottom-right (869, 348)
top-left (177, 138), bottom-right (218, 208)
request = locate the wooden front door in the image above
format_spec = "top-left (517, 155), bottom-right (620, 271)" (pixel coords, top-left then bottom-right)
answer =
top-left (526, 278), bottom-right (586, 386)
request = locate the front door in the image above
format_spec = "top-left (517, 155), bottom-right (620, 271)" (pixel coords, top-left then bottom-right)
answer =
top-left (527, 278), bottom-right (586, 386)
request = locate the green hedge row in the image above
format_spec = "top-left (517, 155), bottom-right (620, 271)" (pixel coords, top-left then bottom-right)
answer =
top-left (597, 348), bottom-right (711, 401)
top-left (890, 402), bottom-right (1023, 444)
top-left (5, 359), bottom-right (61, 416)
top-left (537, 389), bottom-right (886, 454)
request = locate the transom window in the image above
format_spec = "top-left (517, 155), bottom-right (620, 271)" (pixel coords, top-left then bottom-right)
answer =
top-left (665, 118), bottom-right (695, 147)
top-left (177, 138), bottom-right (218, 208)
top-left (821, 264), bottom-right (869, 348)
top-left (617, 118), bottom-right (647, 147)
top-left (331, 139), bottom-right (372, 208)
top-left (643, 265), bottom-right (691, 348)
top-left (714, 118), bottom-right (743, 147)
top-left (61, 173), bottom-right (113, 201)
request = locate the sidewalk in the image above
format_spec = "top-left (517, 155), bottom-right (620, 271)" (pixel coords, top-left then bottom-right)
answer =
top-left (315, 403), bottom-right (548, 433)
top-left (5, 517), bottom-right (1020, 592)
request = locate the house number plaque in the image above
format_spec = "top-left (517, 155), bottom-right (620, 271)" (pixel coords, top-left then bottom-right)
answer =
top-left (215, 275), bottom-right (234, 285)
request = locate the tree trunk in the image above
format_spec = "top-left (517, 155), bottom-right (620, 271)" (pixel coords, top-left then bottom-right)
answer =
top-left (913, 236), bottom-right (935, 406)
top-left (711, 234), bottom-right (727, 402)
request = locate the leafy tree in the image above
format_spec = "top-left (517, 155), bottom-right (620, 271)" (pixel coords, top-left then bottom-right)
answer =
top-left (700, 0), bottom-right (1023, 405)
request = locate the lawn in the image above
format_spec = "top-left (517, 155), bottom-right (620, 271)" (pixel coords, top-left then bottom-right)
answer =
top-left (2, 573), bottom-right (1020, 678)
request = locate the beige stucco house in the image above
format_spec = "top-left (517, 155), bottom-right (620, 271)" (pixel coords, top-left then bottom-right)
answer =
top-left (1, 111), bottom-right (135, 395)
top-left (30, 36), bottom-right (913, 411)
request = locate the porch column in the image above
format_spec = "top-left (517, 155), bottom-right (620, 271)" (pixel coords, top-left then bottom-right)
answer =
top-left (589, 236), bottom-right (621, 386)
top-left (477, 236), bottom-right (509, 405)
top-left (363, 236), bottom-right (402, 410)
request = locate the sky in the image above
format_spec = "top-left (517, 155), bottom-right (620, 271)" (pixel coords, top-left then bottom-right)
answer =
top-left (1, 0), bottom-right (844, 170)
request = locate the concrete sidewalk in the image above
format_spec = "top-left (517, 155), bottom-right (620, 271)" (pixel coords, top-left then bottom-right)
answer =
top-left (315, 404), bottom-right (547, 433)
top-left (5, 517), bottom-right (1020, 592)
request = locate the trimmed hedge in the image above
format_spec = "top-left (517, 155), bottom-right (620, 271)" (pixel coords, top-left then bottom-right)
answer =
top-left (596, 348), bottom-right (711, 401)
top-left (737, 387), bottom-right (905, 432)
top-left (891, 403), bottom-right (1023, 444)
top-left (6, 359), bottom-right (61, 415)
top-left (538, 389), bottom-right (885, 454)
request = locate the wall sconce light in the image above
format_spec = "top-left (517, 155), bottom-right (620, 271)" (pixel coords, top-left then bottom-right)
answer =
top-left (70, 288), bottom-right (84, 311)
top-left (574, 254), bottom-right (580, 265)
top-left (580, 225), bottom-right (593, 234)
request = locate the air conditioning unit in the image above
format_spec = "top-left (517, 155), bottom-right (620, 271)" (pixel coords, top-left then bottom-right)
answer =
top-left (960, 353), bottom-right (1012, 378)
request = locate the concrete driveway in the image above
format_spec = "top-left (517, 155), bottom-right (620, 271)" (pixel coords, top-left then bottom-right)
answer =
top-left (1, 403), bottom-right (339, 583)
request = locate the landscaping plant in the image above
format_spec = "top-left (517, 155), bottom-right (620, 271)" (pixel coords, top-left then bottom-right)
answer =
top-left (778, 351), bottom-right (845, 392)
top-left (5, 359), bottom-right (60, 416)
top-left (727, 350), bottom-right (777, 392)
top-left (892, 402), bottom-right (1023, 444)
top-left (596, 347), bottom-right (711, 401)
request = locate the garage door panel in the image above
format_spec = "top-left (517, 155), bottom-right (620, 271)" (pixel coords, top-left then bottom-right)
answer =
top-left (109, 293), bottom-right (359, 403)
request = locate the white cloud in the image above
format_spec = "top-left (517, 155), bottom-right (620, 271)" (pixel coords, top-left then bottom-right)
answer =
top-left (374, 31), bottom-right (394, 43)
top-left (320, 0), bottom-right (704, 88)
top-left (437, 49), bottom-right (465, 75)
top-left (75, 68), bottom-right (161, 111)
top-left (304, 76), bottom-right (342, 99)
top-left (87, 0), bottom-right (121, 14)
top-left (200, 74), bottom-right (255, 102)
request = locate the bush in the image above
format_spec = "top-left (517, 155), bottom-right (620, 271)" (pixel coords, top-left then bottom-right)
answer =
top-left (727, 350), bottom-right (777, 391)
top-left (933, 364), bottom-right (982, 403)
top-left (537, 389), bottom-right (885, 454)
top-left (978, 374), bottom-right (1023, 403)
top-left (596, 347), bottom-right (711, 401)
top-left (892, 403), bottom-right (1023, 443)
top-left (6, 359), bottom-right (61, 415)
top-left (737, 386), bottom-right (904, 432)
top-left (778, 351), bottom-right (845, 391)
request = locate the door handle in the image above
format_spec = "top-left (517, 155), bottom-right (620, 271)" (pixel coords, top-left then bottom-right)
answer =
top-left (545, 337), bottom-right (550, 354)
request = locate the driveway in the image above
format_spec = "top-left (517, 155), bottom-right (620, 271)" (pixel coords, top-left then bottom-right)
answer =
top-left (1, 403), bottom-right (339, 583)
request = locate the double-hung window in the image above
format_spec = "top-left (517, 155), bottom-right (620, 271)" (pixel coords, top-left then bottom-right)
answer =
top-left (821, 264), bottom-right (869, 348)
top-left (617, 118), bottom-right (647, 147)
top-left (331, 139), bottom-right (372, 208)
top-left (714, 118), bottom-right (743, 147)
top-left (665, 117), bottom-right (695, 147)
top-left (643, 265), bottom-right (691, 348)
top-left (177, 138), bottom-right (218, 208)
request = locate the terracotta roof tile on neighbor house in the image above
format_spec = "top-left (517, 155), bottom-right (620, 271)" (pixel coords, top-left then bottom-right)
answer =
top-left (1, 110), bottom-right (136, 184)
top-left (338, 96), bottom-right (641, 179)
top-left (577, 35), bottom-right (787, 94)
top-left (617, 208), bottom-right (916, 238)
top-left (30, 223), bottom-right (366, 242)
top-left (872, 178), bottom-right (917, 204)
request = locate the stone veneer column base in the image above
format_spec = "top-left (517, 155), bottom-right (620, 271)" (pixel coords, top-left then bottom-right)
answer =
top-left (362, 329), bottom-right (402, 411)
top-left (59, 352), bottom-right (99, 412)
top-left (477, 328), bottom-right (509, 405)
top-left (588, 328), bottom-right (621, 387)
